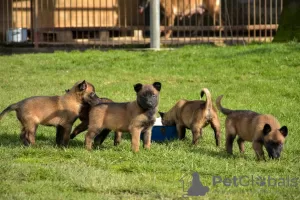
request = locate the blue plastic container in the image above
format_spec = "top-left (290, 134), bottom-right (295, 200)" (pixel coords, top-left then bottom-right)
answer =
top-left (141, 126), bottom-right (178, 142)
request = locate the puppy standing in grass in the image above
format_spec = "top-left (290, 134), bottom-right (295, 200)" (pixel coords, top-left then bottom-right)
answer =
top-left (69, 96), bottom-right (123, 146)
top-left (159, 88), bottom-right (221, 146)
top-left (84, 82), bottom-right (161, 152)
top-left (0, 80), bottom-right (99, 147)
top-left (216, 95), bottom-right (288, 160)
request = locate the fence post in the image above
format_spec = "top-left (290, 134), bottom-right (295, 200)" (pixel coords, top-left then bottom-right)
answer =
top-left (150, 0), bottom-right (160, 49)
top-left (33, 0), bottom-right (39, 48)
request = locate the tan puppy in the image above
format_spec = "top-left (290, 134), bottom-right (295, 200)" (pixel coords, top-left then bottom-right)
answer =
top-left (69, 96), bottom-right (122, 146)
top-left (0, 80), bottom-right (99, 146)
top-left (159, 88), bottom-right (221, 146)
top-left (84, 82), bottom-right (162, 152)
top-left (216, 95), bottom-right (288, 160)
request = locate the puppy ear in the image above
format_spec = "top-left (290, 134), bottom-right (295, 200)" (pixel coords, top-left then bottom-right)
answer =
top-left (263, 124), bottom-right (272, 136)
top-left (134, 83), bottom-right (143, 93)
top-left (153, 82), bottom-right (161, 91)
top-left (200, 91), bottom-right (205, 98)
top-left (78, 80), bottom-right (87, 91)
top-left (279, 126), bottom-right (288, 137)
top-left (158, 111), bottom-right (164, 118)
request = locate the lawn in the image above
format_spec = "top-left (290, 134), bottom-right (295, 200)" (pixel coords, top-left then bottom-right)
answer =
top-left (0, 43), bottom-right (299, 200)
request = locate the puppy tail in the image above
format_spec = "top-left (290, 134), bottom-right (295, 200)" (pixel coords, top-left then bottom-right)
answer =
top-left (200, 88), bottom-right (213, 115)
top-left (216, 95), bottom-right (232, 115)
top-left (0, 103), bottom-right (19, 121)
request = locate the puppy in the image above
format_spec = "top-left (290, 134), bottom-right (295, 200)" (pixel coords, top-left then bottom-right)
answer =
top-left (216, 95), bottom-right (288, 160)
top-left (84, 82), bottom-right (161, 152)
top-left (0, 80), bottom-right (99, 146)
top-left (159, 88), bottom-right (221, 146)
top-left (69, 96), bottom-right (122, 146)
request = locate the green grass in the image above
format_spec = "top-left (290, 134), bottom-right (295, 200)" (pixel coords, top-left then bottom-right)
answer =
top-left (0, 43), bottom-right (300, 199)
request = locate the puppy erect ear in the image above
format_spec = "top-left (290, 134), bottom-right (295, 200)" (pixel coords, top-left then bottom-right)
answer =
top-left (153, 82), bottom-right (161, 91)
top-left (78, 80), bottom-right (87, 91)
top-left (263, 124), bottom-right (272, 136)
top-left (200, 91), bottom-right (205, 99)
top-left (134, 83), bottom-right (143, 93)
top-left (279, 126), bottom-right (288, 137)
top-left (158, 111), bottom-right (165, 119)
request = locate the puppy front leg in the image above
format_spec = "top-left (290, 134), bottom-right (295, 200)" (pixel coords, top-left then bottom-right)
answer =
top-left (176, 124), bottom-right (186, 140)
top-left (114, 131), bottom-right (122, 146)
top-left (56, 125), bottom-right (64, 146)
top-left (70, 121), bottom-right (88, 139)
top-left (130, 128), bottom-right (142, 152)
top-left (85, 128), bottom-right (99, 150)
top-left (237, 137), bottom-right (245, 153)
top-left (142, 128), bottom-right (152, 150)
top-left (94, 129), bottom-right (111, 146)
top-left (191, 127), bottom-right (201, 145)
top-left (253, 141), bottom-right (266, 161)
top-left (62, 125), bottom-right (72, 147)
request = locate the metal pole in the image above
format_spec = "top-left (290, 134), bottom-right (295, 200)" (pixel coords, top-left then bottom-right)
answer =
top-left (150, 0), bottom-right (160, 49)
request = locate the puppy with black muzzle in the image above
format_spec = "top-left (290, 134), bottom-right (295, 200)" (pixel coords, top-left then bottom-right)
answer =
top-left (68, 95), bottom-right (123, 146)
top-left (0, 80), bottom-right (99, 147)
top-left (159, 88), bottom-right (221, 146)
top-left (84, 82), bottom-right (161, 152)
top-left (216, 95), bottom-right (288, 160)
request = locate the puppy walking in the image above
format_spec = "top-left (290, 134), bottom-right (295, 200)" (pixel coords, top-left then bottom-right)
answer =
top-left (216, 95), bottom-right (288, 160)
top-left (159, 88), bottom-right (221, 146)
top-left (70, 97), bottom-right (123, 146)
top-left (84, 82), bottom-right (162, 152)
top-left (0, 80), bottom-right (98, 146)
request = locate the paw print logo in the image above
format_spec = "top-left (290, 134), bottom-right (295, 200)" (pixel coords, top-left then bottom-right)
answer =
top-left (180, 172), bottom-right (209, 197)
top-left (256, 176), bottom-right (266, 186)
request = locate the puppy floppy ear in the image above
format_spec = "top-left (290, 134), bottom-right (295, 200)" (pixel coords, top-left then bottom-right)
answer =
top-left (263, 124), bottom-right (272, 136)
top-left (134, 83), bottom-right (143, 93)
top-left (158, 111), bottom-right (165, 119)
top-left (78, 80), bottom-right (87, 91)
top-left (153, 82), bottom-right (161, 91)
top-left (279, 126), bottom-right (288, 137)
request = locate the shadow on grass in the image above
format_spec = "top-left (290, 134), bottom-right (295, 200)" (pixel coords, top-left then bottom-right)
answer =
top-left (0, 131), bottom-right (87, 149)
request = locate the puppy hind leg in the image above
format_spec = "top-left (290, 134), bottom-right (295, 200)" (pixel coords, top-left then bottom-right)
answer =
top-left (226, 133), bottom-right (236, 154)
top-left (210, 117), bottom-right (221, 147)
top-left (21, 122), bottom-right (37, 146)
top-left (20, 127), bottom-right (30, 146)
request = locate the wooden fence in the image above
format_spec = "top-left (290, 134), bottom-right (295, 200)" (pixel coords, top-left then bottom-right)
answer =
top-left (0, 0), bottom-right (283, 47)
